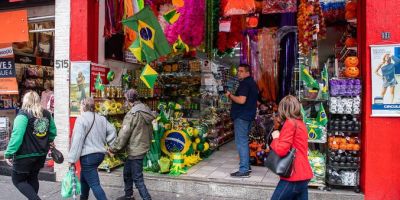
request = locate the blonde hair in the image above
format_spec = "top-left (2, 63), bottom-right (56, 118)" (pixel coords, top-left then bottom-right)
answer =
top-left (278, 95), bottom-right (302, 121)
top-left (22, 91), bottom-right (43, 118)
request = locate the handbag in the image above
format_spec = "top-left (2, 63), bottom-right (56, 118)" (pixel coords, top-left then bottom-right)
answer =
top-left (264, 120), bottom-right (297, 178)
top-left (51, 147), bottom-right (64, 164)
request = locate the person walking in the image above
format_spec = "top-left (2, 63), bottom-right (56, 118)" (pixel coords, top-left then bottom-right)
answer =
top-left (270, 95), bottom-right (313, 200)
top-left (4, 91), bottom-right (57, 200)
top-left (109, 89), bottom-right (155, 200)
top-left (68, 97), bottom-right (117, 200)
top-left (226, 64), bottom-right (259, 178)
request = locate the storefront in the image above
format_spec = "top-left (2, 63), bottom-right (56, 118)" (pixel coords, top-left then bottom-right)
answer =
top-left (0, 1), bottom-right (56, 179)
top-left (38, 0), bottom-right (400, 199)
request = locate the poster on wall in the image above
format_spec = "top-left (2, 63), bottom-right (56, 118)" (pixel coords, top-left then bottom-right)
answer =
top-left (370, 44), bottom-right (400, 117)
top-left (0, 58), bottom-right (19, 95)
top-left (90, 64), bottom-right (109, 93)
top-left (70, 61), bottom-right (91, 117)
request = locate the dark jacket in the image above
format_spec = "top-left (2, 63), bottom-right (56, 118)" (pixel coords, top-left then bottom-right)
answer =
top-left (5, 109), bottom-right (57, 159)
top-left (110, 101), bottom-right (155, 159)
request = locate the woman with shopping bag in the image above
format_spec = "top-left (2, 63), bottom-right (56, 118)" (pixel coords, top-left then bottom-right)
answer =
top-left (68, 97), bottom-right (117, 200)
top-left (4, 91), bottom-right (57, 200)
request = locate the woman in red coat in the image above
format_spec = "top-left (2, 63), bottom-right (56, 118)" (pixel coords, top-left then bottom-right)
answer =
top-left (270, 95), bottom-right (313, 200)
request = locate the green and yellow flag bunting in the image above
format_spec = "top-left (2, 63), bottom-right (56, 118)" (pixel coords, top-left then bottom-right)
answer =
top-left (163, 9), bottom-right (180, 24)
top-left (140, 64), bottom-right (158, 89)
top-left (123, 6), bottom-right (171, 63)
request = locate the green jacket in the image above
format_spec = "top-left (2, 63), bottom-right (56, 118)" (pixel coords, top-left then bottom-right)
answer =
top-left (5, 110), bottom-right (57, 159)
top-left (111, 101), bottom-right (155, 158)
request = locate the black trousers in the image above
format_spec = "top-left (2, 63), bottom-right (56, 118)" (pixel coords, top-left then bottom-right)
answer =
top-left (11, 156), bottom-right (46, 200)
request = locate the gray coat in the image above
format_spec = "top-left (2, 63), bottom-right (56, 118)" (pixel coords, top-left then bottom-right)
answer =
top-left (68, 112), bottom-right (116, 163)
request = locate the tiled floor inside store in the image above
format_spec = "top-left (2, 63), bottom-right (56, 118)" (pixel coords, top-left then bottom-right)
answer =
top-left (180, 141), bottom-right (279, 186)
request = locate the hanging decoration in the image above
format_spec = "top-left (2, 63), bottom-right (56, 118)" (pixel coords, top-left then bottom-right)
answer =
top-left (205, 0), bottom-right (220, 58)
top-left (140, 64), bottom-right (159, 89)
top-left (158, 4), bottom-right (175, 31)
top-left (164, 0), bottom-right (205, 48)
top-left (297, 0), bottom-right (326, 55)
top-left (107, 70), bottom-right (115, 82)
top-left (216, 15), bottom-right (244, 55)
top-left (123, 6), bottom-right (171, 63)
top-left (261, 0), bottom-right (297, 14)
top-left (222, 0), bottom-right (256, 16)
top-left (95, 73), bottom-right (105, 91)
top-left (172, 35), bottom-right (190, 53)
top-left (163, 9), bottom-right (180, 25)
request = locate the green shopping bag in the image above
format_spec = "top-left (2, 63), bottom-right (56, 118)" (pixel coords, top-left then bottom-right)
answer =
top-left (61, 166), bottom-right (81, 199)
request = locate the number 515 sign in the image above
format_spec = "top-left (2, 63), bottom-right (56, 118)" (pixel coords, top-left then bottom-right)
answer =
top-left (55, 59), bottom-right (70, 69)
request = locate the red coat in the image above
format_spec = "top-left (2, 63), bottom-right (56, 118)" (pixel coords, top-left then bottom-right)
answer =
top-left (270, 119), bottom-right (313, 181)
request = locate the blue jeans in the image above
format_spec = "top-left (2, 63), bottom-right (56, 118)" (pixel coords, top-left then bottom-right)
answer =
top-left (234, 118), bottom-right (252, 173)
top-left (80, 153), bottom-right (107, 200)
top-left (123, 159), bottom-right (151, 200)
top-left (271, 180), bottom-right (309, 200)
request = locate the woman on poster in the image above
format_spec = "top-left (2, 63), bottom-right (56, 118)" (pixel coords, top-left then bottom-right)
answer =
top-left (375, 53), bottom-right (400, 104)
top-left (77, 71), bottom-right (86, 101)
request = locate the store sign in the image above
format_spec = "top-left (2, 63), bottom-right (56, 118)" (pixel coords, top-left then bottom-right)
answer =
top-left (370, 44), bottom-right (400, 117)
top-left (90, 64), bottom-right (109, 93)
top-left (0, 46), bottom-right (13, 58)
top-left (0, 58), bottom-right (18, 94)
top-left (0, 10), bottom-right (28, 43)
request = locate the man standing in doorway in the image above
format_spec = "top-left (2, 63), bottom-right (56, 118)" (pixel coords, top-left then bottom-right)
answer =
top-left (226, 64), bottom-right (259, 178)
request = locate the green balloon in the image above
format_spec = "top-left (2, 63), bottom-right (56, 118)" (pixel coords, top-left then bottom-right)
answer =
top-left (107, 71), bottom-right (115, 82)
top-left (197, 143), bottom-right (204, 152)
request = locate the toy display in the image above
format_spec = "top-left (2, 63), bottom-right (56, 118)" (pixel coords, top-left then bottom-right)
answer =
top-left (329, 79), bottom-right (361, 97)
top-left (329, 96), bottom-right (361, 114)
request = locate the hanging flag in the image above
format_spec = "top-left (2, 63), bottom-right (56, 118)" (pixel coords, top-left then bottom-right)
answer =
top-left (321, 65), bottom-right (329, 99)
top-left (300, 65), bottom-right (320, 89)
top-left (95, 73), bottom-right (105, 91)
top-left (316, 103), bottom-right (328, 126)
top-left (128, 37), bottom-right (143, 62)
top-left (140, 64), bottom-right (158, 89)
top-left (123, 6), bottom-right (171, 63)
top-left (163, 9), bottom-right (180, 24)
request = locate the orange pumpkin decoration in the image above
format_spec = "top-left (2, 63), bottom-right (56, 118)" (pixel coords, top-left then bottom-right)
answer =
top-left (331, 143), bottom-right (339, 150)
top-left (345, 56), bottom-right (359, 67)
top-left (345, 11), bottom-right (357, 20)
top-left (349, 138), bottom-right (356, 144)
top-left (340, 138), bottom-right (347, 144)
top-left (346, 144), bottom-right (354, 151)
top-left (329, 137), bottom-right (334, 143)
top-left (339, 143), bottom-right (347, 150)
top-left (345, 37), bottom-right (357, 47)
top-left (353, 144), bottom-right (361, 151)
top-left (344, 66), bottom-right (360, 78)
top-left (345, 2), bottom-right (357, 11)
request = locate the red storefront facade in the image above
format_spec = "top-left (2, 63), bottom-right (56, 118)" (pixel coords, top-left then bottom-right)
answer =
top-left (66, 0), bottom-right (400, 199)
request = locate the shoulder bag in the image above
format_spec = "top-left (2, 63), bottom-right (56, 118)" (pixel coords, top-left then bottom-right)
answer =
top-left (264, 120), bottom-right (297, 178)
top-left (51, 113), bottom-right (95, 164)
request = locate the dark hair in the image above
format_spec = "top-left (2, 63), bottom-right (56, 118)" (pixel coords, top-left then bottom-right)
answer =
top-left (238, 64), bottom-right (251, 73)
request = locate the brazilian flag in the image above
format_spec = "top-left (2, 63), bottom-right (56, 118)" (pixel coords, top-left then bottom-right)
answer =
top-left (123, 6), bottom-right (171, 63)
top-left (316, 103), bottom-right (328, 126)
top-left (300, 64), bottom-right (320, 89)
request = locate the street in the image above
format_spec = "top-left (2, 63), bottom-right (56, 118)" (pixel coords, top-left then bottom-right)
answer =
top-left (0, 175), bottom-right (236, 200)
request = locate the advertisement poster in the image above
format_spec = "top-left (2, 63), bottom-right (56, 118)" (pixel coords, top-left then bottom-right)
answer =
top-left (90, 64), bottom-right (109, 93)
top-left (370, 44), bottom-right (400, 117)
top-left (70, 61), bottom-right (91, 117)
top-left (0, 58), bottom-right (18, 95)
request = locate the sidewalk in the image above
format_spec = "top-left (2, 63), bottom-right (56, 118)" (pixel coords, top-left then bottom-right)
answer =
top-left (0, 175), bottom-right (237, 200)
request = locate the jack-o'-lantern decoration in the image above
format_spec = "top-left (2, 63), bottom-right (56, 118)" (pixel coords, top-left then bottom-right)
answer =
top-left (344, 66), bottom-right (360, 78)
top-left (344, 56), bottom-right (359, 68)
top-left (345, 38), bottom-right (357, 47)
top-left (246, 16), bottom-right (259, 28)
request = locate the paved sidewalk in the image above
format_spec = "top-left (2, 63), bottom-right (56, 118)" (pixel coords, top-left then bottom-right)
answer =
top-left (0, 175), bottom-right (238, 200)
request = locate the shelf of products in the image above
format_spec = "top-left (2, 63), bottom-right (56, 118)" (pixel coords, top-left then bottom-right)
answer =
top-left (327, 4), bottom-right (361, 190)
